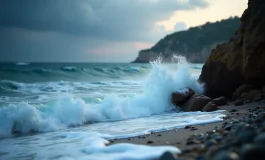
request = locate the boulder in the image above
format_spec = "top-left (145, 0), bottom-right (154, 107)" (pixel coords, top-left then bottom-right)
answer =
top-left (213, 96), bottom-right (227, 106)
top-left (234, 99), bottom-right (244, 106)
top-left (159, 152), bottom-right (176, 160)
top-left (263, 86), bottom-right (265, 97)
top-left (246, 90), bottom-right (263, 101)
top-left (232, 84), bottom-right (256, 100)
top-left (233, 85), bottom-right (263, 102)
top-left (171, 87), bottom-right (195, 106)
top-left (179, 94), bottom-right (212, 111)
top-left (202, 102), bottom-right (219, 112)
top-left (199, 0), bottom-right (265, 98)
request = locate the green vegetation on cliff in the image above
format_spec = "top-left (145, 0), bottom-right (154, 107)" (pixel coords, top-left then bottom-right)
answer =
top-left (133, 16), bottom-right (241, 63)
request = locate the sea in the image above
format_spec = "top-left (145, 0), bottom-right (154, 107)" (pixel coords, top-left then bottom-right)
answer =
top-left (0, 57), bottom-right (226, 160)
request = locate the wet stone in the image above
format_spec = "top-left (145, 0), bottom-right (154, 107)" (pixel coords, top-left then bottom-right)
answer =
top-left (182, 148), bottom-right (192, 154)
top-left (191, 127), bottom-right (198, 131)
top-left (205, 139), bottom-right (217, 148)
top-left (195, 155), bottom-right (207, 160)
top-left (223, 124), bottom-right (233, 131)
top-left (187, 139), bottom-right (201, 145)
top-left (253, 133), bottom-right (265, 144)
top-left (241, 144), bottom-right (265, 160)
top-left (147, 140), bottom-right (154, 144)
top-left (237, 127), bottom-right (256, 143)
top-left (195, 133), bottom-right (205, 140)
top-left (213, 151), bottom-right (239, 160)
top-left (159, 151), bottom-right (176, 160)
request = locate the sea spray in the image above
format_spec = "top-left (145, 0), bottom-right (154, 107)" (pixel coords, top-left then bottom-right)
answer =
top-left (0, 56), bottom-right (203, 137)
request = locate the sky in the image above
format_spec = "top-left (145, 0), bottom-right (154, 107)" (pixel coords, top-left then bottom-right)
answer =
top-left (0, 0), bottom-right (248, 62)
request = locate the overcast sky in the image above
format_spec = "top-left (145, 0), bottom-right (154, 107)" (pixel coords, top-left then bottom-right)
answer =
top-left (0, 0), bottom-right (247, 62)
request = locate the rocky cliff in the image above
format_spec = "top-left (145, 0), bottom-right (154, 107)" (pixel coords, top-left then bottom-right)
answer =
top-left (133, 17), bottom-right (240, 63)
top-left (199, 0), bottom-right (265, 98)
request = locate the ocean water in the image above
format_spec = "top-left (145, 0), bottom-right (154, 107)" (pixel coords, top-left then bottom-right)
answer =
top-left (0, 58), bottom-right (226, 160)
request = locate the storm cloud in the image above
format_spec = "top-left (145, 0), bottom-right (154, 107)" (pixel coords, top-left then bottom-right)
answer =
top-left (0, 0), bottom-right (209, 62)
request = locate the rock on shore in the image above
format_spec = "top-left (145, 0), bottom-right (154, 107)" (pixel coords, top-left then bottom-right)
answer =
top-left (171, 87), bottom-right (227, 111)
top-left (199, 0), bottom-right (265, 98)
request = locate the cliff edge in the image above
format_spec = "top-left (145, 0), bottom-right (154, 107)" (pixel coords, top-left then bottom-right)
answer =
top-left (133, 17), bottom-right (240, 63)
top-left (199, 0), bottom-right (265, 98)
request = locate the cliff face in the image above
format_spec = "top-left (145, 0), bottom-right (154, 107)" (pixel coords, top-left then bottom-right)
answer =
top-left (133, 17), bottom-right (240, 63)
top-left (199, 0), bottom-right (265, 98)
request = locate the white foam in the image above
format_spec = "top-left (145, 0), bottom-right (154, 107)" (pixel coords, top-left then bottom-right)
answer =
top-left (0, 131), bottom-right (180, 160)
top-left (61, 66), bottom-right (77, 71)
top-left (0, 57), bottom-right (205, 137)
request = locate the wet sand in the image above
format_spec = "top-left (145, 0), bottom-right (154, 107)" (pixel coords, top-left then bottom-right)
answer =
top-left (110, 101), bottom-right (265, 151)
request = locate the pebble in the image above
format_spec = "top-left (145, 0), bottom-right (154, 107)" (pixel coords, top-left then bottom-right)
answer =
top-left (240, 144), bottom-right (265, 160)
top-left (213, 151), bottom-right (239, 160)
top-left (162, 107), bottom-right (265, 160)
top-left (205, 139), bottom-right (217, 148)
top-left (159, 151), bottom-right (176, 160)
top-left (187, 139), bottom-right (201, 145)
top-left (190, 127), bottom-right (198, 131)
top-left (253, 133), bottom-right (265, 144)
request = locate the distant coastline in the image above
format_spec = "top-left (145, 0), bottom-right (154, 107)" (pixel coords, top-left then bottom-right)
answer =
top-left (133, 16), bottom-right (240, 63)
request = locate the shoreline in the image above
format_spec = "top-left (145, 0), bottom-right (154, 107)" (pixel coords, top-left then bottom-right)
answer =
top-left (109, 101), bottom-right (265, 158)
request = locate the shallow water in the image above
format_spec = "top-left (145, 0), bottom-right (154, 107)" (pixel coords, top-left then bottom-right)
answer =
top-left (0, 59), bottom-right (225, 160)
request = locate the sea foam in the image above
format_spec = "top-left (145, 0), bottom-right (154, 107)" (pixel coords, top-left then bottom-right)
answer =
top-left (0, 57), bottom-right (203, 137)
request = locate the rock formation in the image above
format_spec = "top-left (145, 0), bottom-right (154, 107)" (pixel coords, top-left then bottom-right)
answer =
top-left (199, 0), bottom-right (265, 98)
top-left (133, 17), bottom-right (240, 63)
top-left (171, 88), bottom-right (226, 112)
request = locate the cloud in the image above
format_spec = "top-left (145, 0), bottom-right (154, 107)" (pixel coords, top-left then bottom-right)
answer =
top-left (0, 28), bottom-right (152, 62)
top-left (0, 0), bottom-right (208, 41)
top-left (174, 22), bottom-right (187, 31)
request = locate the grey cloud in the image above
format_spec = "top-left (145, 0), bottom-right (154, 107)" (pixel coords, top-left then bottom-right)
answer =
top-left (0, 0), bottom-right (209, 41)
top-left (0, 28), bottom-right (140, 62)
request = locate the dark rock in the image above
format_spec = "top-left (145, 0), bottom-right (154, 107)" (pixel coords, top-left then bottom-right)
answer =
top-left (205, 139), bottom-right (217, 148)
top-left (245, 90), bottom-right (263, 102)
top-left (263, 86), bottom-right (265, 97)
top-left (159, 151), bottom-right (176, 160)
top-left (147, 140), bottom-right (154, 144)
top-left (187, 139), bottom-right (201, 145)
top-left (237, 127), bottom-right (256, 143)
top-left (171, 87), bottom-right (195, 106)
top-left (195, 155), bottom-right (208, 160)
top-left (213, 151), bottom-right (239, 160)
top-left (230, 109), bottom-right (238, 113)
top-left (232, 84), bottom-right (257, 100)
top-left (213, 96), bottom-right (227, 106)
top-left (234, 99), bottom-right (243, 106)
top-left (202, 101), bottom-right (219, 112)
top-left (199, 0), bottom-right (265, 98)
top-left (182, 147), bottom-right (192, 154)
top-left (195, 133), bottom-right (205, 140)
top-left (179, 94), bottom-right (212, 111)
top-left (185, 126), bottom-right (192, 129)
top-left (241, 144), bottom-right (265, 160)
top-left (254, 133), bottom-right (265, 144)
top-left (191, 126), bottom-right (198, 131)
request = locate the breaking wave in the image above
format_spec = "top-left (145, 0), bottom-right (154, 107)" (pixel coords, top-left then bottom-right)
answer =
top-left (0, 57), bottom-right (204, 137)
